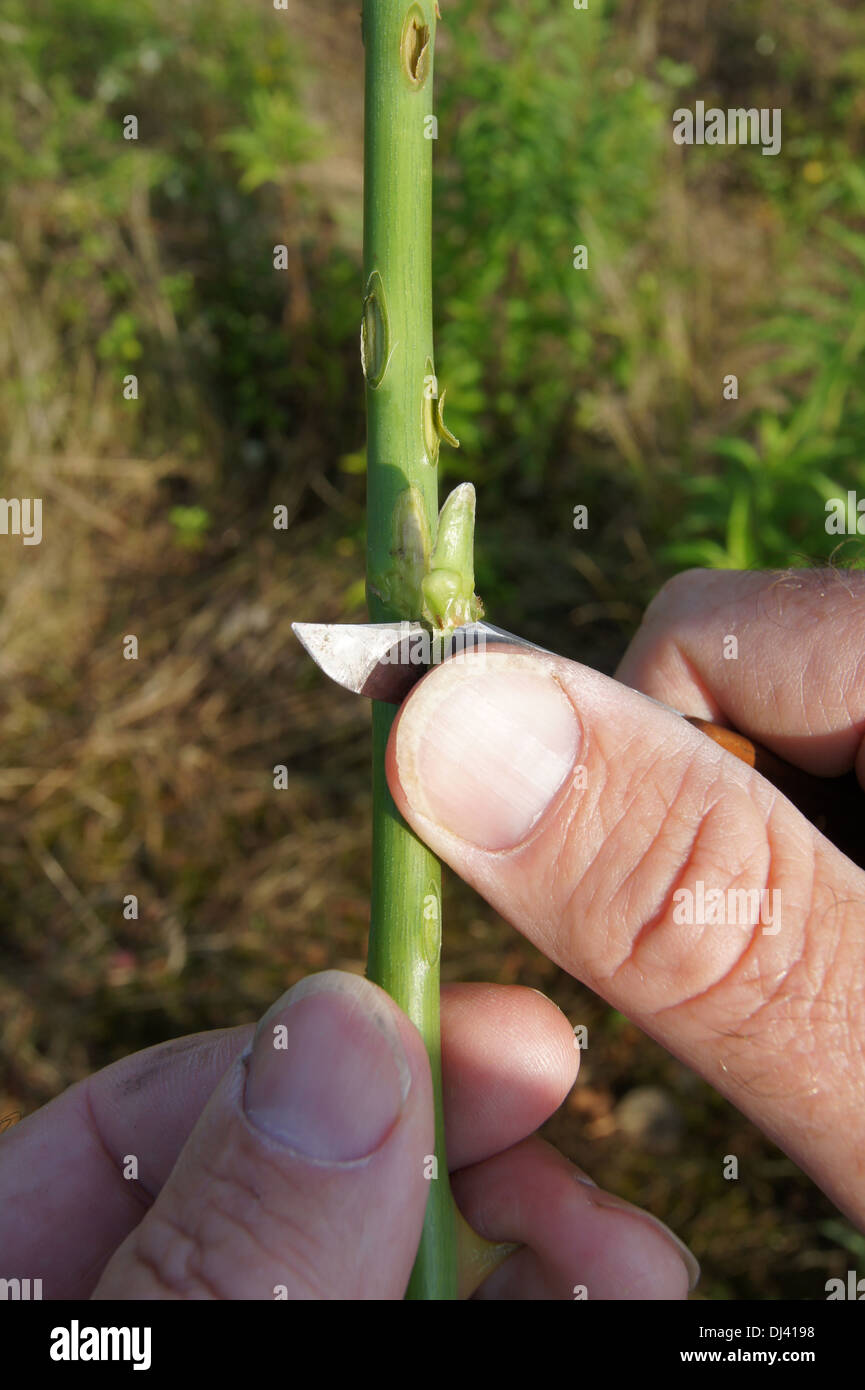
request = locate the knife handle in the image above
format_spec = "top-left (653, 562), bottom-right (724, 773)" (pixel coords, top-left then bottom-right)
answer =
top-left (685, 717), bottom-right (863, 869)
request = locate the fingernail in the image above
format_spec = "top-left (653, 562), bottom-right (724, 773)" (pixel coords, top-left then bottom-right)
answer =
top-left (580, 1183), bottom-right (701, 1291)
top-left (573, 1168), bottom-right (599, 1188)
top-left (394, 653), bottom-right (581, 851)
top-left (244, 971), bottom-right (411, 1162)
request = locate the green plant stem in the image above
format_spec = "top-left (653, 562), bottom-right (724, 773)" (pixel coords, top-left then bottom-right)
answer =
top-left (362, 0), bottom-right (457, 1298)
top-left (368, 707), bottom-right (455, 1299)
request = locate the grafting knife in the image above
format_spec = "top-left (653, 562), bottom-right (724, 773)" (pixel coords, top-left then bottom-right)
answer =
top-left (292, 619), bottom-right (863, 866)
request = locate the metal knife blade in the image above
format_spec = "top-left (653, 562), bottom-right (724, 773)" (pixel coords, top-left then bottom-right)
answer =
top-left (290, 620), bottom-right (542, 703)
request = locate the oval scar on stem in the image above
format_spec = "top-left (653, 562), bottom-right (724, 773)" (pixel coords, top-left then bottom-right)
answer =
top-left (422, 357), bottom-right (440, 465)
top-left (422, 881), bottom-right (441, 965)
top-left (434, 388), bottom-right (459, 448)
top-left (360, 270), bottom-right (391, 389)
top-left (401, 5), bottom-right (431, 87)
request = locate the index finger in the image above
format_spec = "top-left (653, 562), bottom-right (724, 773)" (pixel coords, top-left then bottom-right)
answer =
top-left (616, 567), bottom-right (865, 781)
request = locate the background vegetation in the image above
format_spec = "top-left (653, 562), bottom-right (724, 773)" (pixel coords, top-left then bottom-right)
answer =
top-left (1, 0), bottom-right (864, 1297)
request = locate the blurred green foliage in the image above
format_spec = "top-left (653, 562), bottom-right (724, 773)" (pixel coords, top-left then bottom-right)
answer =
top-left (1, 0), bottom-right (361, 482)
top-left (673, 188), bottom-right (865, 570)
top-left (168, 503), bottom-right (211, 549)
top-left (4, 0), bottom-right (864, 594)
top-left (433, 0), bottom-right (665, 476)
top-left (431, 0), bottom-right (865, 579)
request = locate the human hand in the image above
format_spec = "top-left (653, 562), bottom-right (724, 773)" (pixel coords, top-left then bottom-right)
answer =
top-left (0, 971), bottom-right (696, 1299)
top-left (386, 567), bottom-right (865, 1291)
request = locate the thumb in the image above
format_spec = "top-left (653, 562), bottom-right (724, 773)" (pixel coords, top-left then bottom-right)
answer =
top-left (92, 971), bottom-right (433, 1299)
top-left (385, 646), bottom-right (865, 1224)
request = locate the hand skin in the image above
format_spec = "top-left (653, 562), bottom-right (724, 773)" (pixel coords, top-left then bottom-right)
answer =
top-left (386, 565), bottom-right (865, 1291)
top-left (0, 975), bottom-right (694, 1300)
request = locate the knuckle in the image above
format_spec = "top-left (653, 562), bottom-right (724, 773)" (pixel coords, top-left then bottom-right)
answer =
top-left (124, 1201), bottom-right (228, 1300)
top-left (117, 1146), bottom-right (329, 1300)
top-left (551, 722), bottom-right (865, 1115)
top-left (557, 741), bottom-right (798, 1020)
top-left (642, 568), bottom-right (713, 625)
top-left (704, 856), bottom-right (864, 1108)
